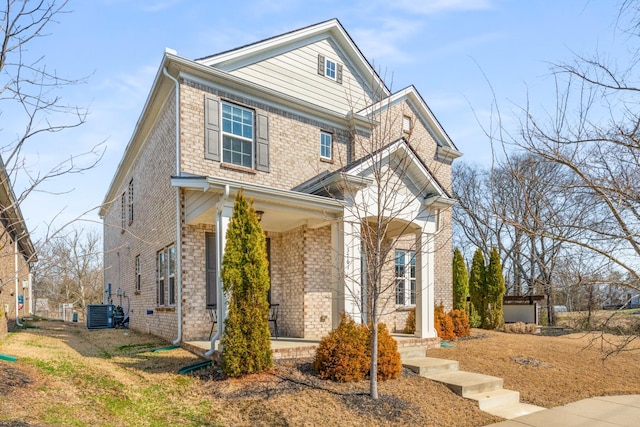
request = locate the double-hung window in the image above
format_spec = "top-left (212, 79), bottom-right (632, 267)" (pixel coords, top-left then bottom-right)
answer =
top-left (320, 131), bottom-right (332, 160)
top-left (395, 250), bottom-right (416, 306)
top-left (168, 245), bottom-right (176, 306)
top-left (128, 179), bottom-right (134, 224)
top-left (222, 103), bottom-right (254, 169)
top-left (135, 255), bottom-right (141, 292)
top-left (157, 250), bottom-right (166, 306)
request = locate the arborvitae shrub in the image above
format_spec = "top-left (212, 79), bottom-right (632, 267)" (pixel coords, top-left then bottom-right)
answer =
top-left (403, 307), bottom-right (416, 334)
top-left (313, 314), bottom-right (369, 382)
top-left (221, 190), bottom-right (272, 377)
top-left (449, 309), bottom-right (471, 337)
top-left (468, 304), bottom-right (482, 328)
top-left (372, 323), bottom-right (402, 381)
top-left (434, 304), bottom-right (456, 340)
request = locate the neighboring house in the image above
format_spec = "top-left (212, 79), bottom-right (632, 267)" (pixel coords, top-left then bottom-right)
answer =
top-left (0, 157), bottom-right (37, 336)
top-left (99, 19), bottom-right (462, 348)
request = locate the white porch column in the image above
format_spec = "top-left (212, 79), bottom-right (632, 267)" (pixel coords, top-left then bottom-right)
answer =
top-left (216, 204), bottom-right (233, 340)
top-left (415, 228), bottom-right (436, 338)
top-left (340, 217), bottom-right (362, 323)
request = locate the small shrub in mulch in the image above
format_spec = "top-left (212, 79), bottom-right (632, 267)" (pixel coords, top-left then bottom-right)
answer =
top-left (403, 308), bottom-right (416, 334)
top-left (504, 322), bottom-right (538, 334)
top-left (449, 309), bottom-right (471, 337)
top-left (510, 356), bottom-right (553, 369)
top-left (435, 304), bottom-right (456, 340)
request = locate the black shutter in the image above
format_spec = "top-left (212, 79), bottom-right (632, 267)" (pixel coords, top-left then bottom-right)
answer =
top-left (337, 64), bottom-right (343, 84)
top-left (206, 232), bottom-right (217, 307)
top-left (204, 96), bottom-right (220, 161)
top-left (318, 54), bottom-right (325, 76)
top-left (255, 113), bottom-right (270, 172)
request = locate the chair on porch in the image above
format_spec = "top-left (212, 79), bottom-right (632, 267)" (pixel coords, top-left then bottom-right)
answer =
top-left (268, 304), bottom-right (279, 339)
top-left (207, 305), bottom-right (217, 339)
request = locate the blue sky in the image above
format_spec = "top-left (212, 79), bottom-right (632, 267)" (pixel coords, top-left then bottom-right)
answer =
top-left (10, 0), bottom-right (627, 240)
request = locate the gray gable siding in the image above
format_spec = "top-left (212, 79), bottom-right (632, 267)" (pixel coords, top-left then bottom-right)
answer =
top-left (227, 39), bottom-right (372, 114)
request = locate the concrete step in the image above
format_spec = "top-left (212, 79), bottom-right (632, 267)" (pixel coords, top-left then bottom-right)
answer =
top-left (467, 389), bottom-right (520, 410)
top-left (402, 357), bottom-right (459, 376)
top-left (483, 401), bottom-right (546, 419)
top-left (398, 346), bottom-right (427, 360)
top-left (426, 370), bottom-right (503, 397)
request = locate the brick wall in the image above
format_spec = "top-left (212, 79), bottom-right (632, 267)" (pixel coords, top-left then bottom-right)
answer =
top-left (180, 80), bottom-right (351, 191)
top-left (0, 230), bottom-right (31, 335)
top-left (102, 95), bottom-right (178, 342)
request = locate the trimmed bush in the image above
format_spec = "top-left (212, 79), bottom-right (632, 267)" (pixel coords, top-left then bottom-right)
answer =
top-left (449, 309), bottom-right (471, 337)
top-left (314, 316), bottom-right (402, 382)
top-left (313, 314), bottom-right (369, 382)
top-left (403, 307), bottom-right (416, 334)
top-left (372, 323), bottom-right (402, 381)
top-left (504, 322), bottom-right (538, 334)
top-left (434, 304), bottom-right (456, 340)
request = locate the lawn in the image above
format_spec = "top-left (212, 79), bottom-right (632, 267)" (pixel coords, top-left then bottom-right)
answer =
top-left (0, 320), bottom-right (639, 426)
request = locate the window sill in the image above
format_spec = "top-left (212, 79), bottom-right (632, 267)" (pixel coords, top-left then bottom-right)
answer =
top-left (155, 307), bottom-right (176, 312)
top-left (221, 163), bottom-right (257, 174)
top-left (395, 305), bottom-right (416, 312)
top-left (134, 291), bottom-right (140, 296)
top-left (320, 157), bottom-right (334, 164)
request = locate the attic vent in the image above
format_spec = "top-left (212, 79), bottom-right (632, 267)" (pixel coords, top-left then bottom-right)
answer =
top-left (318, 54), bottom-right (343, 84)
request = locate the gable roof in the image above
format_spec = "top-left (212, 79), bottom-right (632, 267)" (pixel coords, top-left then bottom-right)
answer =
top-left (358, 85), bottom-right (462, 158)
top-left (196, 18), bottom-right (389, 101)
top-left (296, 138), bottom-right (456, 209)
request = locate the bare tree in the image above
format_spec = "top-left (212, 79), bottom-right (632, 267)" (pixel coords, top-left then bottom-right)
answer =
top-left (0, 1), bottom-right (103, 292)
top-left (33, 228), bottom-right (103, 314)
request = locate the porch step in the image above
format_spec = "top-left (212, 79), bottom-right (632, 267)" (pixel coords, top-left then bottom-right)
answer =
top-left (398, 346), bottom-right (428, 360)
top-left (426, 370), bottom-right (503, 397)
top-left (402, 357), bottom-right (459, 376)
top-left (466, 388), bottom-right (520, 410)
top-left (482, 401), bottom-right (546, 419)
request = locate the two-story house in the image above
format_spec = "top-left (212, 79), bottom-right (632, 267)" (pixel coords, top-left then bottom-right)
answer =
top-left (100, 19), bottom-right (462, 351)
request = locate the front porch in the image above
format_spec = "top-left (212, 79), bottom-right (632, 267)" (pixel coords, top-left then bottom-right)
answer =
top-left (183, 334), bottom-right (441, 360)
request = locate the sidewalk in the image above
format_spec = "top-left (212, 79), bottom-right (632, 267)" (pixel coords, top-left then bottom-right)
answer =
top-left (488, 395), bottom-right (640, 426)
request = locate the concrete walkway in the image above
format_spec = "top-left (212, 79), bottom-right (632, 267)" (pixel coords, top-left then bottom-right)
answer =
top-left (487, 395), bottom-right (640, 426)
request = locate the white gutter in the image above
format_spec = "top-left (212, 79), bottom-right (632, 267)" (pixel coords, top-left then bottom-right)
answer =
top-left (163, 63), bottom-right (184, 346)
top-left (14, 238), bottom-right (22, 327)
top-left (205, 184), bottom-right (229, 356)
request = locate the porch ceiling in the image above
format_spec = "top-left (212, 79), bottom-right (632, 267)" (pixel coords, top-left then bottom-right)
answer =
top-left (173, 175), bottom-right (344, 233)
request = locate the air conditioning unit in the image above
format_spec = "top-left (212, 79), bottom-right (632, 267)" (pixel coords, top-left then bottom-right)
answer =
top-left (87, 304), bottom-right (114, 329)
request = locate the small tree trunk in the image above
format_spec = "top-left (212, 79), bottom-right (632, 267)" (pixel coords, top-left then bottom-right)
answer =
top-left (369, 324), bottom-right (379, 399)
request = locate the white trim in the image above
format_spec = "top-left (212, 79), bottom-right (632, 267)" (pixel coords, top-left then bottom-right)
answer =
top-left (171, 175), bottom-right (345, 213)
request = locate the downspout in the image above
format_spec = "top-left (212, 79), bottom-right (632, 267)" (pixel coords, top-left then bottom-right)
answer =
top-left (163, 65), bottom-right (183, 346)
top-left (205, 184), bottom-right (229, 356)
top-left (14, 238), bottom-right (22, 327)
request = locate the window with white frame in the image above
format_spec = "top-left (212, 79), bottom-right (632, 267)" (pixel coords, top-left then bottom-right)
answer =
top-left (320, 131), bottom-right (332, 160)
top-left (128, 179), bottom-right (134, 224)
top-left (135, 255), bottom-right (141, 292)
top-left (157, 250), bottom-right (165, 306)
top-left (395, 250), bottom-right (416, 306)
top-left (168, 245), bottom-right (176, 306)
top-left (325, 58), bottom-right (337, 80)
top-left (120, 192), bottom-right (126, 231)
top-left (221, 102), bottom-right (254, 168)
